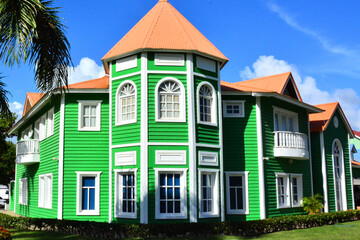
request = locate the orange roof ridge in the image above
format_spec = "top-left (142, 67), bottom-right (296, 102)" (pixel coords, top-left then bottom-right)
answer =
top-left (102, 0), bottom-right (228, 71)
top-left (238, 72), bottom-right (291, 83)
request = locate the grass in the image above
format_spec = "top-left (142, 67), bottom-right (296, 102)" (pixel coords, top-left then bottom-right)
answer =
top-left (10, 220), bottom-right (360, 239)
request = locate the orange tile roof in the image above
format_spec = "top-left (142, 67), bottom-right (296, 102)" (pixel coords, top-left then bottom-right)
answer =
top-left (66, 76), bottom-right (109, 89)
top-left (22, 76), bottom-right (109, 117)
top-left (352, 160), bottom-right (360, 166)
top-left (22, 93), bottom-right (45, 116)
top-left (309, 102), bottom-right (353, 134)
top-left (102, 0), bottom-right (228, 69)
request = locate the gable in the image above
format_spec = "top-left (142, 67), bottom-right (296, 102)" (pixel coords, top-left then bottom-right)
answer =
top-left (282, 77), bottom-right (301, 101)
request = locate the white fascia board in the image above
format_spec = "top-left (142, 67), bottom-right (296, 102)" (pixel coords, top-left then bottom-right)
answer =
top-left (9, 88), bottom-right (109, 135)
top-left (102, 49), bottom-right (227, 69)
top-left (251, 92), bottom-right (323, 113)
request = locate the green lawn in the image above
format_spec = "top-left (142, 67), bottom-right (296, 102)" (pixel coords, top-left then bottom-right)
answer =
top-left (10, 221), bottom-right (360, 240)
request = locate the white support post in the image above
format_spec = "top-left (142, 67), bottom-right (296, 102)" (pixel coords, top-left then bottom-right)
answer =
top-left (58, 94), bottom-right (65, 219)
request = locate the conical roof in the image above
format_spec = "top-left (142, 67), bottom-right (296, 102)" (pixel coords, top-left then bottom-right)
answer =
top-left (102, 0), bottom-right (228, 71)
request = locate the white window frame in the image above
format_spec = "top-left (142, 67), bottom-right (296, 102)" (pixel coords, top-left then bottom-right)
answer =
top-left (198, 169), bottom-right (219, 218)
top-left (198, 151), bottom-right (218, 166)
top-left (21, 126), bottom-right (33, 140)
top-left (116, 55), bottom-right (137, 72)
top-left (290, 174), bottom-right (303, 207)
top-left (225, 171), bottom-right (249, 215)
top-left (196, 56), bottom-right (216, 72)
top-left (197, 81), bottom-right (217, 126)
top-left (115, 80), bottom-right (137, 126)
top-left (155, 77), bottom-right (186, 122)
top-left (155, 150), bottom-right (187, 165)
top-left (273, 106), bottom-right (299, 132)
top-left (155, 168), bottom-right (188, 219)
top-left (38, 173), bottom-right (53, 209)
top-left (332, 139), bottom-right (347, 211)
top-left (77, 100), bottom-right (102, 131)
top-left (155, 53), bottom-right (185, 66)
top-left (114, 169), bottom-right (138, 219)
top-left (46, 107), bottom-right (54, 137)
top-left (275, 172), bottom-right (290, 208)
top-left (19, 178), bottom-right (28, 205)
top-left (115, 151), bottom-right (137, 166)
top-left (223, 100), bottom-right (245, 118)
top-left (39, 113), bottom-right (47, 140)
top-left (76, 171), bottom-right (102, 215)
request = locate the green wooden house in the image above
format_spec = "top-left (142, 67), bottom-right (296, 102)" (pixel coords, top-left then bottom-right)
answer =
top-left (309, 102), bottom-right (354, 212)
top-left (351, 131), bottom-right (360, 208)
top-left (8, 0), bottom-right (354, 224)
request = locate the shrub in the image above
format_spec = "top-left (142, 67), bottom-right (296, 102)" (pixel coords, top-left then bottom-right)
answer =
top-left (0, 227), bottom-right (11, 240)
top-left (0, 210), bottom-right (359, 238)
top-left (302, 193), bottom-right (324, 214)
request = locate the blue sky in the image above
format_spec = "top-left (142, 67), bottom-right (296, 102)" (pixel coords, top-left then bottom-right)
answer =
top-left (3, 0), bottom-right (360, 129)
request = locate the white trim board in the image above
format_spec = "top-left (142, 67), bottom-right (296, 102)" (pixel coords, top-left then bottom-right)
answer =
top-left (57, 95), bottom-right (65, 219)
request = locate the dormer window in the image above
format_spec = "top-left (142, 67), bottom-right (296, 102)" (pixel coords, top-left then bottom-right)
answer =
top-left (155, 78), bottom-right (185, 122)
top-left (116, 81), bottom-right (137, 125)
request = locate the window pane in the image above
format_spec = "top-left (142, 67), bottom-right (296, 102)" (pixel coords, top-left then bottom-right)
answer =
top-left (230, 188), bottom-right (236, 209)
top-left (82, 188), bottom-right (88, 210)
top-left (229, 176), bottom-right (242, 186)
top-left (83, 177), bottom-right (95, 187)
top-left (89, 188), bottom-right (95, 210)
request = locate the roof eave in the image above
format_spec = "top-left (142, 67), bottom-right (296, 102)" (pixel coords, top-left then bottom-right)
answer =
top-left (251, 92), bottom-right (323, 113)
top-left (101, 48), bottom-right (228, 74)
top-left (8, 88), bottom-right (109, 135)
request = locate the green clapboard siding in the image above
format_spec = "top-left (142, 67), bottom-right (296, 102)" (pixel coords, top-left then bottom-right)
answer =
top-left (111, 54), bottom-right (141, 79)
top-left (148, 145), bottom-right (189, 223)
top-left (261, 97), bottom-right (311, 217)
top-left (195, 76), bottom-right (219, 145)
top-left (15, 98), bottom-right (61, 218)
top-left (310, 132), bottom-right (324, 197)
top-left (62, 93), bottom-right (109, 222)
top-left (323, 109), bottom-right (352, 211)
top-left (112, 76), bottom-right (141, 145)
top-left (111, 146), bottom-right (140, 224)
top-left (148, 74), bottom-right (189, 143)
top-left (222, 95), bottom-right (260, 221)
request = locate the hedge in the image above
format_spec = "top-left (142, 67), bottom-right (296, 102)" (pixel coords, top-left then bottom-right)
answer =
top-left (0, 210), bottom-right (360, 238)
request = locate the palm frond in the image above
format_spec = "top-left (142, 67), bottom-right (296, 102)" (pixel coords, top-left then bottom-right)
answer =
top-left (0, 0), bottom-right (43, 65)
top-left (0, 75), bottom-right (11, 116)
top-left (29, 0), bottom-right (72, 92)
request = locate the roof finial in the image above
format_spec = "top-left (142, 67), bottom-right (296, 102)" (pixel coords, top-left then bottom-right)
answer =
top-left (159, 0), bottom-right (168, 2)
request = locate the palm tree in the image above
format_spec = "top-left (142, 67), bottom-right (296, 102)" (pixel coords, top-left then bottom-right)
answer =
top-left (0, 0), bottom-right (72, 115)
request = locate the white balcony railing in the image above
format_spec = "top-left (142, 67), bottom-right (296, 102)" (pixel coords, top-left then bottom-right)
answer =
top-left (273, 131), bottom-right (309, 160)
top-left (16, 140), bottom-right (40, 165)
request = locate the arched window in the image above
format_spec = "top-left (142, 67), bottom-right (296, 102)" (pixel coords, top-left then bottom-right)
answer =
top-left (116, 81), bottom-right (137, 125)
top-left (333, 140), bottom-right (345, 211)
top-left (197, 82), bottom-right (217, 125)
top-left (156, 78), bottom-right (185, 122)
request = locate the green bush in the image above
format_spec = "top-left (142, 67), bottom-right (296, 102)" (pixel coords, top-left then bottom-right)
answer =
top-left (302, 193), bottom-right (325, 214)
top-left (0, 210), bottom-right (359, 238)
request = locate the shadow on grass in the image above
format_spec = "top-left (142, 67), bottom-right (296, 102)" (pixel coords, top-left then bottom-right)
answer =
top-left (11, 230), bottom-right (94, 240)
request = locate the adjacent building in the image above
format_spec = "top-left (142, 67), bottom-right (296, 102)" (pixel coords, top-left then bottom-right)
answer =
top-left (8, 0), bottom-right (355, 223)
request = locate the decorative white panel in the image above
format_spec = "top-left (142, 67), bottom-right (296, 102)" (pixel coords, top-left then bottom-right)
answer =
top-left (155, 53), bottom-right (185, 66)
top-left (115, 55), bottom-right (137, 72)
top-left (196, 56), bottom-right (216, 72)
top-left (155, 150), bottom-right (187, 165)
top-left (115, 151), bottom-right (137, 166)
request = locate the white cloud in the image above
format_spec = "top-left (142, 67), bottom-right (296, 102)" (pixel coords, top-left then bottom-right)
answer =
top-left (267, 2), bottom-right (355, 56)
top-left (9, 101), bottom-right (24, 120)
top-left (240, 55), bottom-right (360, 130)
top-left (68, 57), bottom-right (105, 84)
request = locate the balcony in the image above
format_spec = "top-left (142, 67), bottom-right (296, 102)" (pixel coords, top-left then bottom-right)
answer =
top-left (16, 140), bottom-right (40, 165)
top-left (273, 131), bottom-right (309, 160)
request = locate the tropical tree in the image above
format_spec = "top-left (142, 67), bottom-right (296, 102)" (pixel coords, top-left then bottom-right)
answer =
top-left (0, 0), bottom-right (72, 114)
top-left (0, 112), bottom-right (16, 184)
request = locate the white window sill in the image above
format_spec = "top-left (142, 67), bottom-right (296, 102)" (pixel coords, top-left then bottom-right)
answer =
top-left (277, 205), bottom-right (291, 209)
top-left (199, 212), bottom-right (219, 219)
top-left (78, 128), bottom-right (101, 132)
top-left (115, 120), bottom-right (137, 126)
top-left (19, 203), bottom-right (27, 206)
top-left (76, 210), bottom-right (100, 216)
top-left (198, 121), bottom-right (218, 127)
top-left (156, 213), bottom-right (187, 220)
top-left (223, 114), bottom-right (244, 118)
top-left (38, 206), bottom-right (52, 209)
top-left (115, 213), bottom-right (137, 219)
top-left (227, 210), bottom-right (249, 215)
top-left (155, 118), bottom-right (186, 123)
